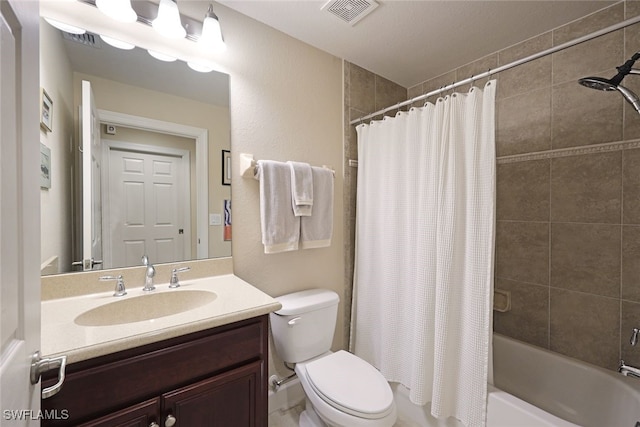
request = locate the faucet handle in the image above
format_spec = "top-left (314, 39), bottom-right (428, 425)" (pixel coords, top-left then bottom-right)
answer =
top-left (169, 267), bottom-right (191, 289)
top-left (631, 328), bottom-right (639, 346)
top-left (99, 275), bottom-right (127, 297)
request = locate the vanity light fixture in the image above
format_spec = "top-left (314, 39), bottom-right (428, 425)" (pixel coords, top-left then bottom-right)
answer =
top-left (95, 0), bottom-right (137, 23)
top-left (100, 35), bottom-right (136, 50)
top-left (147, 50), bottom-right (178, 62)
top-left (43, 18), bottom-right (86, 35)
top-left (199, 4), bottom-right (225, 53)
top-left (153, 0), bottom-right (187, 39)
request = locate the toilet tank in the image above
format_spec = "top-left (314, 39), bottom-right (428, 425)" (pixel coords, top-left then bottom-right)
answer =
top-left (270, 289), bottom-right (339, 363)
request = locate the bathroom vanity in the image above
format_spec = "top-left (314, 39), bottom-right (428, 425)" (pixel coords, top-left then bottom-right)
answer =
top-left (39, 273), bottom-right (280, 427)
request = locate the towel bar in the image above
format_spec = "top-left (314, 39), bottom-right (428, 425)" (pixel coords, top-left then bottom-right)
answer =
top-left (240, 153), bottom-right (335, 178)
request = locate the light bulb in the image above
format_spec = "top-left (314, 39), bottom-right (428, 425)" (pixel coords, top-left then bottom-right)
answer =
top-left (153, 0), bottom-right (186, 39)
top-left (100, 35), bottom-right (135, 50)
top-left (96, 0), bottom-right (137, 23)
top-left (148, 50), bottom-right (177, 62)
top-left (199, 5), bottom-right (225, 53)
top-left (187, 61), bottom-right (215, 73)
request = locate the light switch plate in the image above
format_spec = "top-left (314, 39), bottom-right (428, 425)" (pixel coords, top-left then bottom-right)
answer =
top-left (209, 213), bottom-right (222, 226)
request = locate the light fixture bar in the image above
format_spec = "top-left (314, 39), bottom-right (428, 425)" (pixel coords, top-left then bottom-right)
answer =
top-left (77, 0), bottom-right (205, 42)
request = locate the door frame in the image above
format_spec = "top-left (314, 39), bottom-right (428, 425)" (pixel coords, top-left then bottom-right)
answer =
top-left (98, 110), bottom-right (209, 259)
top-left (101, 140), bottom-right (192, 268)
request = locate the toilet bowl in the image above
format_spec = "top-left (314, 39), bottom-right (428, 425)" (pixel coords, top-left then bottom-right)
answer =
top-left (296, 350), bottom-right (396, 427)
top-left (270, 289), bottom-right (397, 427)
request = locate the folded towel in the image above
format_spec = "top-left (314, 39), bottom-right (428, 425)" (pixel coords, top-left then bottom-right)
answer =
top-left (301, 167), bottom-right (334, 249)
top-left (256, 160), bottom-right (300, 254)
top-left (288, 161), bottom-right (313, 217)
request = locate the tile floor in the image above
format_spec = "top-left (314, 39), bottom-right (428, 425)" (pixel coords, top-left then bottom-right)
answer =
top-left (267, 403), bottom-right (419, 427)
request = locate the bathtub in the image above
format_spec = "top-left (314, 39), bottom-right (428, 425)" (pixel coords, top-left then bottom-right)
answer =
top-left (394, 334), bottom-right (640, 427)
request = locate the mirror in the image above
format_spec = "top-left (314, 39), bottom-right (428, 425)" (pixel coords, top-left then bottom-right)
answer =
top-left (39, 18), bottom-right (231, 276)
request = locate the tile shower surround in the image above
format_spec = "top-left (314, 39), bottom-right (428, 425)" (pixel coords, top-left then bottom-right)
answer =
top-left (344, 1), bottom-right (640, 372)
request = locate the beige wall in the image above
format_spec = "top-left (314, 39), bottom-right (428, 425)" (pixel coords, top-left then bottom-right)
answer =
top-left (346, 1), bottom-right (640, 372)
top-left (212, 5), bottom-right (345, 377)
top-left (39, 18), bottom-right (74, 274)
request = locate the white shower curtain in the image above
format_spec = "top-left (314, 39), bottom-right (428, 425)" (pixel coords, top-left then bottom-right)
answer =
top-left (352, 81), bottom-right (496, 427)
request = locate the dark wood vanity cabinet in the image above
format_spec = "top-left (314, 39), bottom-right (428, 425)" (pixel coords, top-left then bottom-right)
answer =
top-left (42, 316), bottom-right (269, 427)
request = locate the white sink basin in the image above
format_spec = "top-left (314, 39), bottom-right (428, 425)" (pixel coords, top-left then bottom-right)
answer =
top-left (74, 290), bottom-right (217, 326)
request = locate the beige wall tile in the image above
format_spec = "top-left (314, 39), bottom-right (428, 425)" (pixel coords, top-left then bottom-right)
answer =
top-left (550, 223), bottom-right (621, 298)
top-left (375, 75), bottom-right (407, 116)
top-left (498, 33), bottom-right (552, 100)
top-left (553, 3), bottom-right (624, 45)
top-left (493, 278), bottom-right (549, 348)
top-left (621, 300), bottom-right (640, 367)
top-left (627, 0), bottom-right (640, 19)
top-left (622, 225), bottom-right (640, 302)
top-left (623, 148), bottom-right (640, 224)
top-left (550, 288), bottom-right (620, 369)
top-left (349, 63), bottom-right (376, 114)
top-left (552, 80), bottom-right (623, 149)
top-left (497, 159), bottom-right (550, 221)
top-left (552, 32), bottom-right (622, 85)
top-left (496, 221), bottom-right (549, 286)
top-left (497, 87), bottom-right (551, 156)
top-left (550, 151), bottom-right (622, 223)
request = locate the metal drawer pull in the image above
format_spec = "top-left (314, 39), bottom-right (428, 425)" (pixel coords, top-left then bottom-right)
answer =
top-left (149, 423), bottom-right (159, 427)
top-left (30, 351), bottom-right (67, 399)
top-left (165, 414), bottom-right (176, 427)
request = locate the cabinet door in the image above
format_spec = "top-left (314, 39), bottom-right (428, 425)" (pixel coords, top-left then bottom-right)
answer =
top-left (77, 398), bottom-right (160, 427)
top-left (162, 361), bottom-right (262, 427)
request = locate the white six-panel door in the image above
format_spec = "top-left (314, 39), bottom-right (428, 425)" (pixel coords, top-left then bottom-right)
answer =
top-left (104, 143), bottom-right (191, 268)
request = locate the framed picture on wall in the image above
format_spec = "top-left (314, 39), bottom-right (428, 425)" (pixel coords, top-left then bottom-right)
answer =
top-left (40, 143), bottom-right (51, 189)
top-left (222, 150), bottom-right (231, 185)
top-left (40, 88), bottom-right (53, 132)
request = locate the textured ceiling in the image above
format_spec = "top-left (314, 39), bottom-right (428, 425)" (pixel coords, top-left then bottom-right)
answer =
top-left (218, 0), bottom-right (616, 88)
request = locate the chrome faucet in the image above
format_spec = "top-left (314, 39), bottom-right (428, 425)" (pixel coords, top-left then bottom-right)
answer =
top-left (141, 255), bottom-right (156, 292)
top-left (619, 360), bottom-right (640, 379)
top-left (169, 266), bottom-right (191, 288)
top-left (99, 275), bottom-right (127, 297)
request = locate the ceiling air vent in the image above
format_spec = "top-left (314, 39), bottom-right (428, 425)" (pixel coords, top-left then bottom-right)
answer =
top-left (62, 31), bottom-right (102, 49)
top-left (321, 0), bottom-right (379, 26)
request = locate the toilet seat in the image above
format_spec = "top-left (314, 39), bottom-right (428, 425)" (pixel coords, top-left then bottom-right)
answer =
top-left (303, 350), bottom-right (394, 419)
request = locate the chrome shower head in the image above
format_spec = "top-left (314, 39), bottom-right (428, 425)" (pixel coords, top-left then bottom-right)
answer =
top-left (617, 84), bottom-right (640, 113)
top-left (578, 76), bottom-right (618, 91)
top-left (579, 52), bottom-right (640, 114)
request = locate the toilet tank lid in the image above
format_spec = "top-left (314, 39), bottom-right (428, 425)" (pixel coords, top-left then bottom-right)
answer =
top-left (274, 289), bottom-right (339, 316)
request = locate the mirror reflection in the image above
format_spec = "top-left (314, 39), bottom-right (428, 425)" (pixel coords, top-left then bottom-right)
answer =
top-left (39, 18), bottom-right (231, 276)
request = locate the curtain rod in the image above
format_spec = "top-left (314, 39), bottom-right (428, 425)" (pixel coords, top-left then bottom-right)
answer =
top-left (350, 14), bottom-right (640, 125)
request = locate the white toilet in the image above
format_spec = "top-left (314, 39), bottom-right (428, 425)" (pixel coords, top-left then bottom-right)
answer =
top-left (270, 289), bottom-right (397, 427)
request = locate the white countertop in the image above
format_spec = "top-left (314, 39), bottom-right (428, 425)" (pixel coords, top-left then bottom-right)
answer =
top-left (41, 274), bottom-right (281, 364)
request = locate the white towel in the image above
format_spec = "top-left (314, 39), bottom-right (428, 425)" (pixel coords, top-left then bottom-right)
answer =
top-left (256, 160), bottom-right (300, 254)
top-left (288, 161), bottom-right (313, 217)
top-left (301, 167), bottom-right (334, 249)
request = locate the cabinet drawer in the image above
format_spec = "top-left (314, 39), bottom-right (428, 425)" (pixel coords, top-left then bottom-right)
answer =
top-left (43, 317), bottom-right (267, 426)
